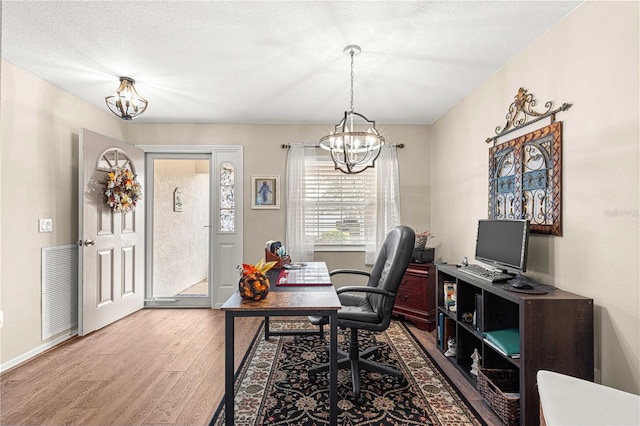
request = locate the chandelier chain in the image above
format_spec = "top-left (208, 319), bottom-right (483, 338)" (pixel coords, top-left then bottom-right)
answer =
top-left (349, 49), bottom-right (355, 113)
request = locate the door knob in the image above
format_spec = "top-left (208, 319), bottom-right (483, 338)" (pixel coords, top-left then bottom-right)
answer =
top-left (84, 239), bottom-right (95, 246)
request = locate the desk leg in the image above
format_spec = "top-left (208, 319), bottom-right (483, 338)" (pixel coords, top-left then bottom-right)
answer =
top-left (224, 311), bottom-right (235, 426)
top-left (329, 311), bottom-right (338, 425)
top-left (264, 316), bottom-right (270, 340)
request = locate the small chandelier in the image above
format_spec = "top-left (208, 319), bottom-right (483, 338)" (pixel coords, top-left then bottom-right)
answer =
top-left (319, 45), bottom-right (384, 174)
top-left (105, 76), bottom-right (148, 120)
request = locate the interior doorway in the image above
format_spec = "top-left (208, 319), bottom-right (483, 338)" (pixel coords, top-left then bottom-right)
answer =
top-left (146, 154), bottom-right (212, 307)
top-left (141, 145), bottom-right (244, 309)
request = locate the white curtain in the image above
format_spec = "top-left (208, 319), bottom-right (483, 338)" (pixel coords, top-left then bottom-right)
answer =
top-left (365, 144), bottom-right (401, 264)
top-left (285, 143), bottom-right (314, 262)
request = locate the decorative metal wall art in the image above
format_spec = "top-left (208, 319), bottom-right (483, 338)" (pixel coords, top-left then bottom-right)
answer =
top-left (489, 123), bottom-right (562, 235)
top-left (486, 87), bottom-right (571, 145)
top-left (487, 88), bottom-right (570, 236)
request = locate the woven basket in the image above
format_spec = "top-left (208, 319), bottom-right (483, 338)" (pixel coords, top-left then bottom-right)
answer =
top-left (477, 368), bottom-right (520, 426)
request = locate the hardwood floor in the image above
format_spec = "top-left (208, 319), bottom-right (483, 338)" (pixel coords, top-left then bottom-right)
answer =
top-left (1, 309), bottom-right (502, 425)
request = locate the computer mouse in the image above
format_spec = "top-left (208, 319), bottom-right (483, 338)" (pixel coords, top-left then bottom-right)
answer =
top-left (512, 281), bottom-right (533, 290)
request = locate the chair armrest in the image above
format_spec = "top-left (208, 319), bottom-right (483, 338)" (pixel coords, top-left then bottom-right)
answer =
top-left (336, 286), bottom-right (395, 298)
top-left (329, 269), bottom-right (371, 278)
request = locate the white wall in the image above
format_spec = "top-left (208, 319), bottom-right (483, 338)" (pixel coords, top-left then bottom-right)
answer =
top-left (429, 2), bottom-right (639, 394)
top-left (152, 159), bottom-right (209, 297)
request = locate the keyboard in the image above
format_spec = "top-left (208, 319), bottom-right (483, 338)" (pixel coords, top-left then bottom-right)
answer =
top-left (458, 264), bottom-right (513, 283)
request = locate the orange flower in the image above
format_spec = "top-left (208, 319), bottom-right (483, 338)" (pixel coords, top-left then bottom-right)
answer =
top-left (240, 258), bottom-right (277, 276)
top-left (242, 263), bottom-right (259, 275)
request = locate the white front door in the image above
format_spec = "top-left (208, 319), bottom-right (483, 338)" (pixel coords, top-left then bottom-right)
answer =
top-left (78, 129), bottom-right (145, 336)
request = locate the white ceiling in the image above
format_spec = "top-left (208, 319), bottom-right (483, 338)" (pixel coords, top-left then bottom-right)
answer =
top-left (1, 1), bottom-right (581, 125)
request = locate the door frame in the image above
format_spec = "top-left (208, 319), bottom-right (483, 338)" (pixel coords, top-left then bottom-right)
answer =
top-left (138, 145), bottom-right (244, 309)
top-left (144, 152), bottom-right (212, 308)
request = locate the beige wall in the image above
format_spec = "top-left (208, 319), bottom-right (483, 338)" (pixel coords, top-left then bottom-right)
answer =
top-left (126, 124), bottom-right (431, 268)
top-left (430, 2), bottom-right (639, 393)
top-left (0, 59), bottom-right (127, 363)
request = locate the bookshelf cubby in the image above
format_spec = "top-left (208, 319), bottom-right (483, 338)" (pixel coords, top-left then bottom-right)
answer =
top-left (436, 264), bottom-right (594, 426)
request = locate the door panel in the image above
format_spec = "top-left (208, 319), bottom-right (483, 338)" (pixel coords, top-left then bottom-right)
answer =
top-left (212, 148), bottom-right (244, 307)
top-left (122, 245), bottom-right (135, 296)
top-left (97, 248), bottom-right (114, 305)
top-left (79, 129), bottom-right (145, 335)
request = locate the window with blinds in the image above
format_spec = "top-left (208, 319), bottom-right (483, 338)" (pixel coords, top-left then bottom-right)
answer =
top-left (304, 152), bottom-right (376, 247)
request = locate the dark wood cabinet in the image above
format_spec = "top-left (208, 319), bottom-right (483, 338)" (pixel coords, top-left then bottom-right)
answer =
top-left (436, 264), bottom-right (594, 426)
top-left (392, 262), bottom-right (436, 331)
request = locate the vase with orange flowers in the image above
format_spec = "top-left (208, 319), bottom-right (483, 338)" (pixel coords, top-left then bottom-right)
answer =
top-left (238, 258), bottom-right (277, 301)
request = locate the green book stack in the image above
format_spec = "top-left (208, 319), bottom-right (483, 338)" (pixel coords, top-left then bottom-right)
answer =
top-left (483, 327), bottom-right (520, 357)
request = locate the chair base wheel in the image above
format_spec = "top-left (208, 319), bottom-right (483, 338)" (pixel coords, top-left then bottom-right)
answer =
top-left (399, 377), bottom-right (408, 386)
top-left (355, 395), bottom-right (365, 405)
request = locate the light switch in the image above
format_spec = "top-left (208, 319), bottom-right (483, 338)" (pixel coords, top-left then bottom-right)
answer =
top-left (39, 218), bottom-right (53, 233)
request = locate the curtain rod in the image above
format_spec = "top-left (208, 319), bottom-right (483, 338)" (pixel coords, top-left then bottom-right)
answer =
top-left (281, 143), bottom-right (405, 149)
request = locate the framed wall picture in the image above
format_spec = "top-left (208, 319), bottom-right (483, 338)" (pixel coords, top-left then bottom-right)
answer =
top-left (251, 175), bottom-right (280, 209)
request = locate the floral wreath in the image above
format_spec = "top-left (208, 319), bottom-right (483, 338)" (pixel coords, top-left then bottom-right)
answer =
top-left (105, 167), bottom-right (143, 213)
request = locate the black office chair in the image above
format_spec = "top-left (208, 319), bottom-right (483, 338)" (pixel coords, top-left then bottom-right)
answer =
top-left (308, 225), bottom-right (415, 405)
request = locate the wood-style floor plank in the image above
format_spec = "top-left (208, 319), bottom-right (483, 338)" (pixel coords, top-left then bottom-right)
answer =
top-left (0, 309), bottom-right (501, 425)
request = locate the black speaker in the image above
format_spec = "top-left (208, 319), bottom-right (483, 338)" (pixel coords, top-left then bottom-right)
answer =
top-left (412, 247), bottom-right (435, 263)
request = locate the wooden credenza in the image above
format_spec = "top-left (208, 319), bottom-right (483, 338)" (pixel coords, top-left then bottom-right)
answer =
top-left (392, 262), bottom-right (436, 331)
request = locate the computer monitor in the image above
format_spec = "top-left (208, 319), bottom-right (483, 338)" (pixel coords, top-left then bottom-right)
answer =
top-left (475, 219), bottom-right (530, 273)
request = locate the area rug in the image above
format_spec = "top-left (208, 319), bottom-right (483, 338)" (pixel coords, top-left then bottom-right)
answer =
top-left (210, 320), bottom-right (485, 426)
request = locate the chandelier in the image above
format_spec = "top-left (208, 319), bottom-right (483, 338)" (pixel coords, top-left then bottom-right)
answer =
top-left (105, 76), bottom-right (148, 120)
top-left (319, 45), bottom-right (384, 174)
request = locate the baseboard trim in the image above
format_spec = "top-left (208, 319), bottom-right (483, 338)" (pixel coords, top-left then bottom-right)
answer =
top-left (1, 328), bottom-right (77, 373)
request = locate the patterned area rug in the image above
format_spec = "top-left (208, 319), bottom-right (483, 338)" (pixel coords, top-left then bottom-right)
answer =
top-left (210, 320), bottom-right (484, 426)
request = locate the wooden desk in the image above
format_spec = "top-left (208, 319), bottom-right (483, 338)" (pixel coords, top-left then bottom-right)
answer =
top-left (264, 262), bottom-right (333, 339)
top-left (220, 267), bottom-right (340, 426)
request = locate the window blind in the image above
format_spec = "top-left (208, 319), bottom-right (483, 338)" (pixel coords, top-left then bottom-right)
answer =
top-left (304, 152), bottom-right (376, 246)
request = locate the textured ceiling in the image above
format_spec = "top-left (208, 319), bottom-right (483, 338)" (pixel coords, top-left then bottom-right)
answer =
top-left (1, 1), bottom-right (581, 124)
